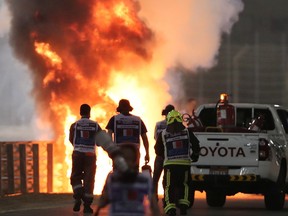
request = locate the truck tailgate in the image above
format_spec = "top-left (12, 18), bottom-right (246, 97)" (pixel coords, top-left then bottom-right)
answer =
top-left (194, 132), bottom-right (259, 166)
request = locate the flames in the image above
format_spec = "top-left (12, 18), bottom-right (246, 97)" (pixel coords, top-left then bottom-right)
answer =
top-left (28, 0), bottom-right (170, 194)
top-left (34, 42), bottom-right (63, 86)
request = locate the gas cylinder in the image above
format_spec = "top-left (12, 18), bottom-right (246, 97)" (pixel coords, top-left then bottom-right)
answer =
top-left (141, 161), bottom-right (152, 177)
top-left (216, 94), bottom-right (235, 128)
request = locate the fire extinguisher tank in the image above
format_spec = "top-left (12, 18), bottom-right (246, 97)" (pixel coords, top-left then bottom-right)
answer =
top-left (216, 93), bottom-right (235, 128)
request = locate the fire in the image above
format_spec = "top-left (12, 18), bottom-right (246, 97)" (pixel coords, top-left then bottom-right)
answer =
top-left (13, 0), bottom-right (170, 195)
top-left (34, 42), bottom-right (62, 68)
top-left (34, 42), bottom-right (63, 86)
top-left (114, 2), bottom-right (133, 24)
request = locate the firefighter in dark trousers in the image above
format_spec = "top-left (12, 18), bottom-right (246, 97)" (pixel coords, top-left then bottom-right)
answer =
top-left (106, 99), bottom-right (150, 168)
top-left (155, 110), bottom-right (200, 216)
top-left (69, 104), bottom-right (129, 214)
top-left (153, 104), bottom-right (175, 199)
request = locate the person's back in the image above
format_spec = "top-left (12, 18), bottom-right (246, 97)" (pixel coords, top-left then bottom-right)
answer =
top-left (96, 145), bottom-right (159, 216)
top-left (106, 99), bottom-right (150, 166)
top-left (154, 119), bottom-right (167, 140)
top-left (106, 171), bottom-right (152, 216)
top-left (70, 117), bottom-right (100, 153)
top-left (154, 104), bottom-right (175, 140)
top-left (113, 112), bottom-right (142, 145)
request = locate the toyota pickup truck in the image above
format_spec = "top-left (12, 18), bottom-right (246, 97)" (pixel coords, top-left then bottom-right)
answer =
top-left (186, 97), bottom-right (288, 210)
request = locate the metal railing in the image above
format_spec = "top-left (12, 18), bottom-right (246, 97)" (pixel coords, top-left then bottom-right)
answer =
top-left (0, 142), bottom-right (53, 195)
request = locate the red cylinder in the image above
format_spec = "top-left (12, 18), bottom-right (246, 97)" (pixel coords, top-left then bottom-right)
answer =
top-left (217, 103), bottom-right (235, 128)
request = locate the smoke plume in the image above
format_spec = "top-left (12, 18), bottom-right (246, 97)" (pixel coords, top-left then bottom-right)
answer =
top-left (0, 0), bottom-right (9, 36)
top-left (0, 0), bottom-right (44, 141)
top-left (139, 0), bottom-right (244, 69)
top-left (139, 0), bottom-right (244, 104)
top-left (2, 0), bottom-right (244, 140)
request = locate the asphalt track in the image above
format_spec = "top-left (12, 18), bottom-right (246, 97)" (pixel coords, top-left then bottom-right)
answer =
top-left (1, 193), bottom-right (288, 216)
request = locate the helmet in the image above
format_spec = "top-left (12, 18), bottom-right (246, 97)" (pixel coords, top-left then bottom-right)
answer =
top-left (166, 110), bottom-right (183, 125)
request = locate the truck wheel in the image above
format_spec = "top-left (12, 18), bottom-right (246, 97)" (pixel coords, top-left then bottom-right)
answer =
top-left (264, 188), bottom-right (285, 210)
top-left (206, 190), bottom-right (226, 207)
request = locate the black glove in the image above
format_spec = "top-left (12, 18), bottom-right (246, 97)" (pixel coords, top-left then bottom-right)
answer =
top-left (190, 153), bottom-right (199, 162)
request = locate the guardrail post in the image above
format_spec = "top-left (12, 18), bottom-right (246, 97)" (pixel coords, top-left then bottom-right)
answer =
top-left (6, 144), bottom-right (14, 194)
top-left (19, 144), bottom-right (27, 194)
top-left (47, 143), bottom-right (53, 193)
top-left (32, 144), bottom-right (39, 193)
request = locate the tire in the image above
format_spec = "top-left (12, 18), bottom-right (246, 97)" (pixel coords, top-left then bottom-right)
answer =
top-left (264, 187), bottom-right (285, 210)
top-left (206, 190), bottom-right (226, 207)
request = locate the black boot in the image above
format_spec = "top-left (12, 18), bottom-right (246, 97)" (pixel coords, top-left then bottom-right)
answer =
top-left (73, 199), bottom-right (81, 212)
top-left (166, 208), bottom-right (176, 216)
top-left (72, 186), bottom-right (84, 212)
top-left (179, 204), bottom-right (188, 215)
top-left (83, 204), bottom-right (93, 214)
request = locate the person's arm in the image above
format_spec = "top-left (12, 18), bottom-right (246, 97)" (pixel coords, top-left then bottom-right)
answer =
top-left (107, 129), bottom-right (113, 139)
top-left (141, 132), bottom-right (150, 163)
top-left (140, 120), bottom-right (150, 162)
top-left (69, 123), bottom-right (75, 144)
top-left (95, 130), bottom-right (128, 173)
top-left (188, 128), bottom-right (200, 162)
top-left (105, 117), bottom-right (115, 140)
top-left (154, 131), bottom-right (164, 158)
top-left (154, 123), bottom-right (158, 141)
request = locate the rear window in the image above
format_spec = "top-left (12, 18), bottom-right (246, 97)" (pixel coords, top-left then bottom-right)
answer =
top-left (236, 108), bottom-right (252, 128)
top-left (253, 108), bottom-right (275, 131)
top-left (198, 107), bottom-right (275, 131)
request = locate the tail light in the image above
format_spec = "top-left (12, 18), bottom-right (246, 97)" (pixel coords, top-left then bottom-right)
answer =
top-left (258, 138), bottom-right (271, 161)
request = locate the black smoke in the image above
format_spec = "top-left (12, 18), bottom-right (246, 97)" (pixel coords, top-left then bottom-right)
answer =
top-left (5, 0), bottom-right (154, 137)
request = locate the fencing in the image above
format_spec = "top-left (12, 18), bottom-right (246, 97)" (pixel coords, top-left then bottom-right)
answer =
top-left (0, 142), bottom-right (53, 195)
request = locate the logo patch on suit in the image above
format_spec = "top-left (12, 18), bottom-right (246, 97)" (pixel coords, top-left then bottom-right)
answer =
top-left (81, 130), bottom-right (90, 139)
top-left (173, 141), bottom-right (183, 149)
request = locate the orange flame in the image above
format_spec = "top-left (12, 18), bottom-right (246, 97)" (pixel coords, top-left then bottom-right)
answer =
top-left (31, 1), bottom-right (170, 195)
top-left (34, 42), bottom-right (63, 86)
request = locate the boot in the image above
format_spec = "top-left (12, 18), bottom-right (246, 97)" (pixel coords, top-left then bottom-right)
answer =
top-left (83, 204), bottom-right (93, 214)
top-left (73, 199), bottom-right (81, 212)
top-left (166, 208), bottom-right (176, 216)
top-left (179, 204), bottom-right (188, 215)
